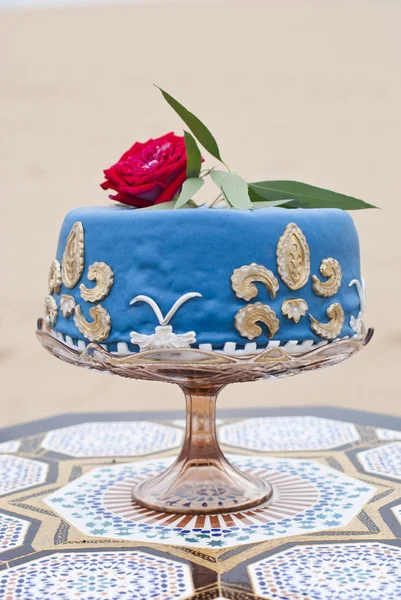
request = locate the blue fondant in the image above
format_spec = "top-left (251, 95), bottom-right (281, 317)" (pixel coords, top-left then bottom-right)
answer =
top-left (53, 206), bottom-right (362, 348)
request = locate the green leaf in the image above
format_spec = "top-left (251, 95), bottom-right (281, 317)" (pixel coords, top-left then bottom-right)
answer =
top-left (211, 170), bottom-right (253, 209)
top-left (174, 177), bottom-right (204, 209)
top-left (248, 187), bottom-right (295, 208)
top-left (142, 200), bottom-right (177, 210)
top-left (184, 131), bottom-right (202, 178)
top-left (155, 85), bottom-right (223, 162)
top-left (187, 198), bottom-right (207, 208)
top-left (251, 199), bottom-right (295, 209)
top-left (248, 180), bottom-right (377, 210)
top-left (248, 187), bottom-right (285, 203)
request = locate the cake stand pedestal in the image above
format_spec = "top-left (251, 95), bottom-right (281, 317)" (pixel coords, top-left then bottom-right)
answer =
top-left (37, 318), bottom-right (373, 515)
top-left (133, 383), bottom-right (272, 514)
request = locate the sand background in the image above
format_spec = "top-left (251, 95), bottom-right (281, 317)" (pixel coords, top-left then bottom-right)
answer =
top-left (1, 0), bottom-right (400, 427)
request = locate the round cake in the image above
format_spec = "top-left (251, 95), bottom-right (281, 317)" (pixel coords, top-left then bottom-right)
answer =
top-left (44, 206), bottom-right (365, 356)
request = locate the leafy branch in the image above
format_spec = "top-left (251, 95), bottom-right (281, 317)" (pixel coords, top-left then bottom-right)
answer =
top-left (155, 85), bottom-right (377, 211)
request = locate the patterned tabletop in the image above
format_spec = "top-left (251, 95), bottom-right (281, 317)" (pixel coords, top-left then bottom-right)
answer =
top-left (0, 406), bottom-right (400, 600)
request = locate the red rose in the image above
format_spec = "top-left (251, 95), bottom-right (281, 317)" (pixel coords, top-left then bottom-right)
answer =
top-left (101, 132), bottom-right (188, 208)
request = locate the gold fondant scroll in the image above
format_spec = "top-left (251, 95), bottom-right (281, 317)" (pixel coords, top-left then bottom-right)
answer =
top-left (60, 294), bottom-right (76, 318)
top-left (312, 258), bottom-right (342, 297)
top-left (309, 303), bottom-right (344, 340)
top-left (44, 295), bottom-right (58, 328)
top-left (235, 302), bottom-right (279, 340)
top-left (281, 298), bottom-right (308, 323)
top-left (277, 223), bottom-right (310, 291)
top-left (48, 260), bottom-right (62, 294)
top-left (80, 262), bottom-right (114, 303)
top-left (74, 305), bottom-right (111, 342)
top-left (62, 222), bottom-right (85, 289)
top-left (231, 263), bottom-right (279, 301)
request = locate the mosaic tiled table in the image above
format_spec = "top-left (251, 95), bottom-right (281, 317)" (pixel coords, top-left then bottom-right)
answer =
top-left (0, 406), bottom-right (401, 600)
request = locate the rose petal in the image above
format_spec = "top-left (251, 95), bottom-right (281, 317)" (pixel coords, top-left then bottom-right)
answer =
top-left (109, 192), bottom-right (153, 208)
top-left (154, 155), bottom-right (186, 180)
top-left (103, 167), bottom-right (127, 186)
top-left (117, 182), bottom-right (158, 195)
top-left (119, 141), bottom-right (145, 162)
top-left (155, 169), bottom-right (187, 204)
top-left (101, 132), bottom-right (190, 207)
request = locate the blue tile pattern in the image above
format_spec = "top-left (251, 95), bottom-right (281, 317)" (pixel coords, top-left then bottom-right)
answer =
top-left (41, 421), bottom-right (183, 457)
top-left (45, 454), bottom-right (375, 548)
top-left (0, 441), bottom-right (21, 454)
top-left (0, 455), bottom-right (48, 496)
top-left (219, 416), bottom-right (359, 451)
top-left (0, 513), bottom-right (29, 552)
top-left (249, 543), bottom-right (401, 599)
top-left (0, 550), bottom-right (193, 599)
top-left (359, 442), bottom-right (401, 480)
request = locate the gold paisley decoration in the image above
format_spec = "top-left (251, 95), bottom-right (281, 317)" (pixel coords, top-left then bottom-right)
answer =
top-left (44, 295), bottom-right (58, 328)
top-left (312, 258), bottom-right (342, 297)
top-left (48, 259), bottom-right (62, 294)
top-left (281, 298), bottom-right (308, 323)
top-left (60, 294), bottom-right (76, 318)
top-left (74, 304), bottom-right (111, 342)
top-left (234, 302), bottom-right (280, 340)
top-left (61, 222), bottom-right (85, 289)
top-left (276, 223), bottom-right (310, 290)
top-left (80, 262), bottom-right (114, 303)
top-left (309, 303), bottom-right (345, 340)
top-left (231, 263), bottom-right (279, 301)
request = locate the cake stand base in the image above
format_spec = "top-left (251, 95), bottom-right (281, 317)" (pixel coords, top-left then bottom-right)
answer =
top-left (36, 320), bottom-right (373, 516)
top-left (132, 384), bottom-right (272, 514)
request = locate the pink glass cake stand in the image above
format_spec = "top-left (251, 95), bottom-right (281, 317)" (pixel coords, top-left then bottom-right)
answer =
top-left (37, 318), bottom-right (373, 515)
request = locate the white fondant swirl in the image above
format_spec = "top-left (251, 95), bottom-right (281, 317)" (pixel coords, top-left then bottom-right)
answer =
top-left (129, 293), bottom-right (202, 351)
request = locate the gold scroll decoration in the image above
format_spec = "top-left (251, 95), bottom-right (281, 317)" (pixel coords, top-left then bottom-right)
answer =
top-left (74, 305), bottom-right (111, 342)
top-left (235, 302), bottom-right (280, 340)
top-left (312, 258), bottom-right (342, 297)
top-left (61, 222), bottom-right (85, 289)
top-left (309, 303), bottom-right (344, 340)
top-left (44, 295), bottom-right (58, 328)
top-left (80, 262), bottom-right (114, 303)
top-left (231, 263), bottom-right (279, 301)
top-left (60, 294), bottom-right (76, 318)
top-left (48, 260), bottom-right (62, 294)
top-left (276, 223), bottom-right (310, 290)
top-left (281, 298), bottom-right (308, 323)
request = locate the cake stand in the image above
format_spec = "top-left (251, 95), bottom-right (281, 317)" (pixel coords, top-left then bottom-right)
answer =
top-left (37, 318), bottom-right (373, 515)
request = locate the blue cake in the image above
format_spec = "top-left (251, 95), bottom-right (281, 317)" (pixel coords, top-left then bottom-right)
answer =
top-left (44, 206), bottom-right (366, 356)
